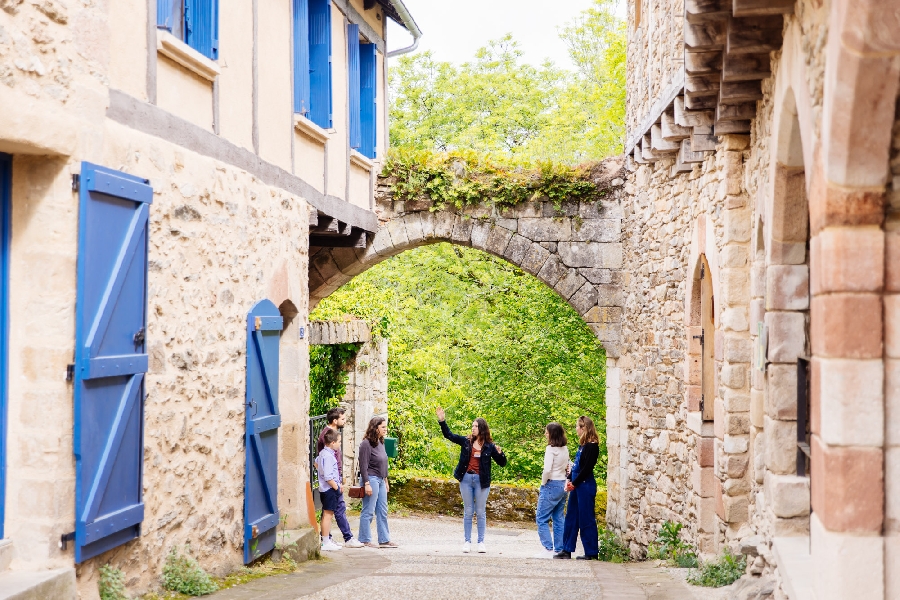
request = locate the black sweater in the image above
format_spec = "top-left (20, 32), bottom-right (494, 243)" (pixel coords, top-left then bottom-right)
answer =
top-left (569, 443), bottom-right (599, 487)
top-left (439, 420), bottom-right (507, 489)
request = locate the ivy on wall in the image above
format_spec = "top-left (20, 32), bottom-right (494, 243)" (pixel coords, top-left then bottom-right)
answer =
top-left (309, 343), bottom-right (361, 417)
top-left (382, 148), bottom-right (606, 210)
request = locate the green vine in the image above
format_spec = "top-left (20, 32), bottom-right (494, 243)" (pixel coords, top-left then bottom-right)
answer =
top-left (382, 148), bottom-right (603, 210)
top-left (309, 343), bottom-right (361, 417)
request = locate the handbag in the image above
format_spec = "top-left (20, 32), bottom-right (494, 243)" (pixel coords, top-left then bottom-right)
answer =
top-left (348, 469), bottom-right (365, 498)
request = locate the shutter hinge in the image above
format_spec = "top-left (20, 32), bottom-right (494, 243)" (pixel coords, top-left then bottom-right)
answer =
top-left (692, 330), bottom-right (704, 346)
top-left (700, 262), bottom-right (705, 279)
top-left (133, 327), bottom-right (145, 346)
top-left (59, 531), bottom-right (75, 550)
top-left (65, 364), bottom-right (75, 382)
top-left (71, 174), bottom-right (80, 192)
top-left (700, 394), bottom-right (705, 415)
top-left (255, 316), bottom-right (262, 331)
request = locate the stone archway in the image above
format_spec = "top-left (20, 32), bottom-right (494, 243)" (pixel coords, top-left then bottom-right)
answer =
top-left (308, 160), bottom-right (628, 360)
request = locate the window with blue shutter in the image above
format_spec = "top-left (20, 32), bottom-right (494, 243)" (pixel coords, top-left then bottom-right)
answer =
top-left (307, 0), bottom-right (333, 128)
top-left (73, 163), bottom-right (153, 563)
top-left (359, 42), bottom-right (377, 159)
top-left (347, 24), bottom-right (361, 151)
top-left (157, 0), bottom-right (217, 60)
top-left (293, 0), bottom-right (311, 116)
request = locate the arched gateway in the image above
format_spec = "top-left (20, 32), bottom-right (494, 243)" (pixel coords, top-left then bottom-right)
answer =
top-left (308, 157), bottom-right (628, 359)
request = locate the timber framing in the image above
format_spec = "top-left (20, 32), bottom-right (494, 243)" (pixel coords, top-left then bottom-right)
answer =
top-left (627, 0), bottom-right (792, 174)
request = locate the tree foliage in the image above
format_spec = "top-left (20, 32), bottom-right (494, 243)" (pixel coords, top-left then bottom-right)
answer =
top-left (389, 0), bottom-right (626, 164)
top-left (311, 244), bottom-right (607, 483)
top-left (309, 343), bottom-right (362, 417)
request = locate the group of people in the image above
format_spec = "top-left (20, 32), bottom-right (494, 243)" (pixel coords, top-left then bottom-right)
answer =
top-left (313, 406), bottom-right (602, 560)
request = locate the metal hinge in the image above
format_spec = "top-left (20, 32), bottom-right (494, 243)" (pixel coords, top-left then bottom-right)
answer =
top-left (693, 329), bottom-right (705, 346)
top-left (133, 327), bottom-right (145, 346)
top-left (71, 174), bottom-right (80, 191)
top-left (59, 531), bottom-right (75, 550)
top-left (65, 364), bottom-right (75, 382)
top-left (700, 394), bottom-right (705, 415)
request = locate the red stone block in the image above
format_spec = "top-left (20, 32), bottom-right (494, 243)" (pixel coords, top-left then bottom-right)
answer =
top-left (810, 436), bottom-right (884, 533)
top-left (687, 385), bottom-right (702, 412)
top-left (834, 0), bottom-right (900, 55)
top-left (810, 227), bottom-right (884, 295)
top-left (699, 436), bottom-right (715, 467)
top-left (811, 293), bottom-right (883, 359)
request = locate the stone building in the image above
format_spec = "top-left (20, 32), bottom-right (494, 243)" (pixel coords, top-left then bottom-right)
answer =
top-left (0, 0), bottom-right (418, 596)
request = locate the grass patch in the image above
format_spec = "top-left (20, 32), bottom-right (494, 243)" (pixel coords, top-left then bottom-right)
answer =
top-left (687, 550), bottom-right (746, 587)
top-left (141, 555), bottom-right (303, 599)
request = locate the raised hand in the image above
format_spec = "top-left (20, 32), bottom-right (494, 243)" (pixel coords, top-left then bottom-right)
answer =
top-left (436, 407), bottom-right (445, 422)
top-left (494, 444), bottom-right (503, 454)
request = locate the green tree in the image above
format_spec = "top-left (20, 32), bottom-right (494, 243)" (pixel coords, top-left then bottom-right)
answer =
top-left (311, 244), bottom-right (607, 483)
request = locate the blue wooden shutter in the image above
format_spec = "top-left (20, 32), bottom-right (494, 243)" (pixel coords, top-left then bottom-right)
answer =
top-left (293, 0), bottom-right (311, 116)
top-left (185, 0), bottom-right (218, 59)
top-left (243, 300), bottom-right (283, 564)
top-left (308, 0), bottom-right (332, 128)
top-left (157, 0), bottom-right (173, 29)
top-left (359, 42), bottom-right (377, 159)
top-left (74, 163), bottom-right (153, 563)
top-left (347, 24), bottom-right (361, 151)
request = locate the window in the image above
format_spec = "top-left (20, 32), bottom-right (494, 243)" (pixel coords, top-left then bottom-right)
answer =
top-left (347, 24), bottom-right (377, 159)
top-left (294, 0), bottom-right (333, 129)
top-left (157, 0), bottom-right (219, 60)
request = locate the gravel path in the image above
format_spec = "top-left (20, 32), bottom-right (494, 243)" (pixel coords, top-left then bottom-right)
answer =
top-left (210, 516), bottom-right (723, 600)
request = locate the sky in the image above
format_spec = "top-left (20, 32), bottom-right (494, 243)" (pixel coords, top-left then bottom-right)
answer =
top-left (385, 0), bottom-right (598, 70)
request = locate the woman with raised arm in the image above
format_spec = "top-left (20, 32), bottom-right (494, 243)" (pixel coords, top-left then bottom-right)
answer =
top-left (554, 415), bottom-right (600, 560)
top-left (436, 406), bottom-right (507, 554)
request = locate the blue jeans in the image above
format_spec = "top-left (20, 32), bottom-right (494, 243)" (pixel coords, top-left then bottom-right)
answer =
top-left (536, 480), bottom-right (567, 552)
top-left (358, 475), bottom-right (390, 544)
top-left (459, 473), bottom-right (490, 543)
top-left (562, 477), bottom-right (598, 556)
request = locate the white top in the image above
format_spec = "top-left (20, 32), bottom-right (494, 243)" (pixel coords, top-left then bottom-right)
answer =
top-left (542, 445), bottom-right (569, 485)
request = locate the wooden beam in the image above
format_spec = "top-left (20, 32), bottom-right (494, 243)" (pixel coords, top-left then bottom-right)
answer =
top-left (727, 15), bottom-right (784, 54)
top-left (633, 144), bottom-right (649, 164)
top-left (733, 0), bottom-right (794, 17)
top-left (312, 216), bottom-right (339, 234)
top-left (310, 230), bottom-right (368, 248)
top-left (680, 138), bottom-right (707, 163)
top-left (685, 94), bottom-right (717, 111)
top-left (642, 134), bottom-right (673, 161)
top-left (309, 211), bottom-right (319, 227)
top-left (722, 52), bottom-right (771, 81)
top-left (685, 0), bottom-right (730, 23)
top-left (691, 125), bottom-right (718, 151)
top-left (719, 80), bottom-right (763, 103)
top-left (651, 124), bottom-right (681, 152)
top-left (715, 119), bottom-right (752, 134)
top-left (675, 96), bottom-right (714, 127)
top-left (686, 74), bottom-right (721, 98)
top-left (661, 110), bottom-right (692, 141)
top-left (685, 51), bottom-right (722, 75)
top-left (684, 20), bottom-right (727, 50)
top-left (338, 221), bottom-right (353, 236)
top-left (717, 102), bottom-right (757, 121)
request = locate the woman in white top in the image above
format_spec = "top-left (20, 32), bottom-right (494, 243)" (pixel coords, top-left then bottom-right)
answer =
top-left (533, 422), bottom-right (569, 558)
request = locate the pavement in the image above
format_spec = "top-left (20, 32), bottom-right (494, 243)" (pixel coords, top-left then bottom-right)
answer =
top-left (209, 515), bottom-right (726, 600)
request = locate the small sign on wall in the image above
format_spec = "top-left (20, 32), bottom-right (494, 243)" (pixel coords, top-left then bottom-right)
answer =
top-left (755, 322), bottom-right (768, 371)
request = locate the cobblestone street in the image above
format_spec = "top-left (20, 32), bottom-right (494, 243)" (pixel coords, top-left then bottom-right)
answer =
top-left (209, 517), bottom-right (722, 600)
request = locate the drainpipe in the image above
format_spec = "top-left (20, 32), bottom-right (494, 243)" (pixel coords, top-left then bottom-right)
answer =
top-left (386, 0), bottom-right (422, 58)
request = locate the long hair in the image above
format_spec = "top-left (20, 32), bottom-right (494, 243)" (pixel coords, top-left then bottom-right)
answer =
top-left (578, 416), bottom-right (599, 445)
top-left (365, 416), bottom-right (385, 447)
top-left (546, 422), bottom-right (567, 448)
top-left (467, 418), bottom-right (493, 445)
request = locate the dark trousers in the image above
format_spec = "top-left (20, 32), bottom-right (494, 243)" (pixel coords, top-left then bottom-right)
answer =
top-left (333, 493), bottom-right (353, 541)
top-left (562, 478), bottom-right (598, 556)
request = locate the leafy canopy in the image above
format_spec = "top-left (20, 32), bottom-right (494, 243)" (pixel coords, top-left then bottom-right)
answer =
top-left (311, 244), bottom-right (607, 483)
top-left (389, 0), bottom-right (626, 164)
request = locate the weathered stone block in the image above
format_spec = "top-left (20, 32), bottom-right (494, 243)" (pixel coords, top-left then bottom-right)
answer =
top-left (572, 219), bottom-right (621, 242)
top-left (766, 364), bottom-right (798, 420)
top-left (765, 312), bottom-right (806, 364)
top-left (724, 207), bottom-right (751, 243)
top-left (766, 265), bottom-right (810, 311)
top-left (520, 242), bottom-right (551, 274)
top-left (583, 305), bottom-right (622, 323)
top-left (485, 225), bottom-right (514, 256)
top-left (535, 254), bottom-right (567, 287)
top-left (518, 218), bottom-right (572, 241)
top-left (692, 465), bottom-right (716, 497)
top-left (554, 271), bottom-right (587, 300)
top-left (724, 434), bottom-right (749, 454)
top-left (723, 476), bottom-right (750, 496)
top-left (721, 363), bottom-right (746, 389)
top-left (724, 335), bottom-right (751, 363)
top-left (723, 453), bottom-right (749, 479)
top-left (810, 226), bottom-right (884, 294)
top-left (569, 283), bottom-right (598, 315)
top-left (470, 220), bottom-right (491, 250)
top-left (721, 268), bottom-right (751, 305)
top-left (724, 390), bottom-right (750, 413)
top-left (750, 389), bottom-right (764, 428)
top-left (404, 215), bottom-right (426, 244)
top-left (764, 416), bottom-right (797, 475)
top-left (450, 217), bottom-right (474, 245)
top-left (723, 494), bottom-right (749, 523)
top-left (816, 357), bottom-right (884, 447)
top-left (596, 284), bottom-right (624, 307)
top-left (557, 242), bottom-right (623, 268)
top-left (721, 307), bottom-right (749, 332)
top-left (765, 472), bottom-right (810, 518)
top-left (503, 234), bottom-right (532, 265)
top-left (726, 414), bottom-right (750, 435)
top-left (811, 293), bottom-right (883, 359)
top-left (812, 436), bottom-right (884, 535)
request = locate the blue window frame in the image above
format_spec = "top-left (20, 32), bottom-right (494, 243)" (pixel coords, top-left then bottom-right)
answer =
top-left (0, 153), bottom-right (10, 540)
top-left (348, 27), bottom-right (377, 159)
top-left (294, 0), bottom-right (333, 129)
top-left (157, 0), bottom-right (219, 60)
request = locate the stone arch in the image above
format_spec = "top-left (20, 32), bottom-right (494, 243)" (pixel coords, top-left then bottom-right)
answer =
top-left (309, 190), bottom-right (627, 358)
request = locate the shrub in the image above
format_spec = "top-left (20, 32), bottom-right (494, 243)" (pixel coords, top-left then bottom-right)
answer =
top-left (652, 520), bottom-right (699, 567)
top-left (98, 564), bottom-right (128, 600)
top-left (597, 529), bottom-right (630, 563)
top-left (687, 550), bottom-right (746, 587)
top-left (162, 546), bottom-right (219, 596)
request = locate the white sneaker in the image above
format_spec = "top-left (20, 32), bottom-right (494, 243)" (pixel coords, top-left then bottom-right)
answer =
top-left (321, 538), bottom-right (342, 551)
top-left (532, 548), bottom-right (555, 559)
top-left (330, 536), bottom-right (343, 547)
top-left (343, 538), bottom-right (364, 548)
top-left (462, 542), bottom-right (471, 553)
top-left (477, 542), bottom-right (487, 553)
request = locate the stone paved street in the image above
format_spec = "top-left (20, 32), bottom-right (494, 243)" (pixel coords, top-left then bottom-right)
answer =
top-left (209, 517), bottom-right (724, 600)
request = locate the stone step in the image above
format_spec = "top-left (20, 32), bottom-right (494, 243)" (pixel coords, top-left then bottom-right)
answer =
top-left (0, 568), bottom-right (76, 600)
top-left (271, 528), bottom-right (320, 563)
top-left (0, 541), bottom-right (14, 573)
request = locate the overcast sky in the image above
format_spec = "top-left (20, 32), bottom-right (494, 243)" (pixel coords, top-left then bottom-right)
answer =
top-left (386, 0), bottom-right (598, 70)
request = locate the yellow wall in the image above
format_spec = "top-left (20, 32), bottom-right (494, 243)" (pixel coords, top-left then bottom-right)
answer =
top-left (108, 0), bottom-right (148, 100)
top-left (218, 0), bottom-right (255, 151)
top-left (156, 57), bottom-right (215, 132)
top-left (257, 0), bottom-right (294, 170)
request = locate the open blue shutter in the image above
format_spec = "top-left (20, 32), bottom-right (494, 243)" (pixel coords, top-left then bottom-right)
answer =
top-left (243, 300), bottom-right (283, 564)
top-left (359, 43), bottom-right (377, 159)
top-left (157, 0), bottom-right (173, 29)
top-left (185, 0), bottom-right (218, 60)
top-left (74, 163), bottom-right (153, 563)
top-left (347, 24), bottom-right (361, 151)
top-left (293, 0), bottom-right (311, 115)
top-left (309, 0), bottom-right (332, 128)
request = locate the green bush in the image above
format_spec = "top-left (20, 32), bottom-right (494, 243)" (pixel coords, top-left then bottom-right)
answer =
top-left (162, 546), bottom-right (219, 596)
top-left (687, 550), bottom-right (746, 587)
top-left (651, 521), bottom-right (699, 567)
top-left (597, 529), bottom-right (630, 563)
top-left (98, 564), bottom-right (128, 600)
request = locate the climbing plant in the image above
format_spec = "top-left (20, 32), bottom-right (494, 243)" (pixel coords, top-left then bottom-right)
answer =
top-left (309, 343), bottom-right (361, 417)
